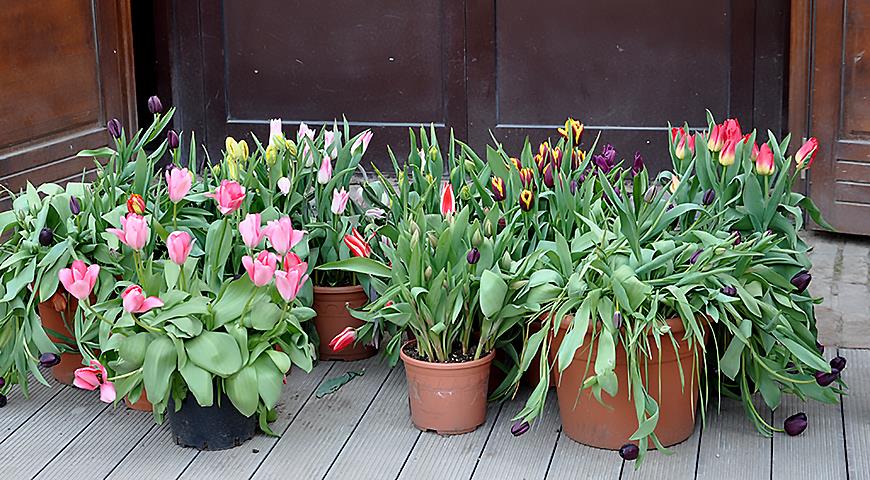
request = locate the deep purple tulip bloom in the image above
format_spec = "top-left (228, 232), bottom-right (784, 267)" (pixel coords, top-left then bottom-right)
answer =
top-left (69, 196), bottom-right (81, 216)
top-left (830, 356), bottom-right (847, 372)
top-left (702, 189), bottom-right (716, 206)
top-left (107, 118), bottom-right (122, 138)
top-left (632, 152), bottom-right (644, 175)
top-left (689, 249), bottom-right (703, 264)
top-left (38, 228), bottom-right (54, 247)
top-left (39, 352), bottom-right (61, 368)
top-left (167, 129), bottom-right (180, 149)
top-left (791, 270), bottom-right (811, 293)
top-left (578, 172), bottom-right (587, 183)
top-left (543, 165), bottom-right (555, 188)
top-left (721, 286), bottom-right (737, 297)
top-left (511, 421), bottom-right (530, 437)
top-left (815, 370), bottom-right (839, 387)
top-left (147, 95), bottom-right (163, 114)
top-left (570, 180), bottom-right (578, 194)
top-left (619, 443), bottom-right (639, 461)
top-left (784, 412), bottom-right (808, 436)
top-left (467, 247), bottom-right (481, 265)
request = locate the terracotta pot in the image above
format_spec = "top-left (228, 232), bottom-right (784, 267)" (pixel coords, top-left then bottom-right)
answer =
top-left (125, 389), bottom-right (153, 412)
top-left (37, 291), bottom-right (85, 385)
top-left (553, 316), bottom-right (704, 450)
top-left (523, 319), bottom-right (560, 388)
top-left (312, 285), bottom-right (375, 361)
top-left (400, 341), bottom-right (495, 435)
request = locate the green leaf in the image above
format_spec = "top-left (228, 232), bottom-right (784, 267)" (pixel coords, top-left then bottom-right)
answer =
top-left (266, 350), bottom-right (292, 374)
top-left (185, 331), bottom-right (243, 377)
top-left (225, 365), bottom-right (259, 417)
top-left (316, 257), bottom-right (392, 278)
top-left (119, 333), bottom-right (152, 368)
top-left (253, 355), bottom-right (283, 409)
top-left (143, 337), bottom-right (177, 402)
top-left (479, 270), bottom-right (508, 318)
top-left (179, 361), bottom-right (214, 406)
top-left (777, 336), bottom-right (831, 372)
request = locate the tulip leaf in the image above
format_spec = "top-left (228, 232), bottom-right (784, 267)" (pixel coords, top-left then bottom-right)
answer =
top-left (480, 270), bottom-right (508, 318)
top-left (776, 335), bottom-right (830, 373)
top-left (316, 257), bottom-right (392, 278)
top-left (119, 333), bottom-right (153, 368)
top-left (595, 332), bottom-right (616, 375)
top-left (143, 337), bottom-right (177, 402)
top-left (179, 361), bottom-right (213, 407)
top-left (225, 364), bottom-right (259, 417)
top-left (185, 331), bottom-right (243, 377)
top-left (253, 355), bottom-right (283, 410)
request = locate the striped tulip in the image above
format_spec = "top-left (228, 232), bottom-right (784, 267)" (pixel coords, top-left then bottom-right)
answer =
top-left (558, 117), bottom-right (584, 144)
top-left (440, 182), bottom-right (455, 216)
top-left (127, 194), bottom-right (145, 215)
top-left (519, 168), bottom-right (534, 188)
top-left (510, 157), bottom-right (521, 170)
top-left (490, 176), bottom-right (506, 201)
top-left (519, 189), bottom-right (534, 211)
top-left (795, 137), bottom-right (819, 169)
top-left (344, 228), bottom-right (372, 258)
top-left (755, 144), bottom-right (775, 176)
top-left (329, 327), bottom-right (356, 352)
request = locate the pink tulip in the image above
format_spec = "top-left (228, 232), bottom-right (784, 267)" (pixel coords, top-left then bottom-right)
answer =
top-left (107, 213), bottom-right (150, 251)
top-left (707, 124), bottom-right (725, 152)
top-left (283, 252), bottom-right (303, 271)
top-left (239, 213), bottom-right (264, 249)
top-left (318, 155), bottom-right (333, 185)
top-left (275, 257), bottom-right (309, 303)
top-left (352, 130), bottom-right (373, 155)
top-left (242, 250), bottom-right (278, 287)
top-left (269, 118), bottom-right (282, 146)
top-left (58, 260), bottom-right (100, 300)
top-left (121, 284), bottom-right (164, 314)
top-left (205, 180), bottom-right (246, 214)
top-left (755, 144), bottom-right (775, 176)
top-left (331, 188), bottom-right (350, 215)
top-left (324, 130), bottom-right (338, 157)
top-left (298, 123), bottom-right (315, 166)
top-left (795, 137), bottom-right (819, 169)
top-left (165, 167), bottom-right (192, 203)
top-left (166, 230), bottom-right (194, 265)
top-left (440, 182), bottom-right (455, 216)
top-left (297, 122), bottom-right (314, 141)
top-left (73, 360), bottom-right (116, 403)
top-left (277, 177), bottom-right (291, 195)
top-left (263, 216), bottom-right (304, 255)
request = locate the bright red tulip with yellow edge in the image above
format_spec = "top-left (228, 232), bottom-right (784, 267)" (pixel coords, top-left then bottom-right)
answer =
top-left (755, 144), bottom-right (775, 176)
top-left (795, 137), bottom-right (819, 169)
top-left (127, 194), bottom-right (145, 215)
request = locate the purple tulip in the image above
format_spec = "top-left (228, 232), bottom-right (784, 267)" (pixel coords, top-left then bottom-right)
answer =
top-left (815, 370), bottom-right (839, 387)
top-left (689, 249), bottom-right (703, 264)
top-left (0, 394), bottom-right (6, 408)
top-left (632, 152), bottom-right (644, 175)
top-left (612, 311), bottom-right (623, 329)
top-left (543, 165), bottom-right (555, 188)
top-left (147, 95), bottom-right (163, 114)
top-left (511, 421), bottom-right (530, 437)
top-left (817, 342), bottom-right (825, 355)
top-left (618, 443), bottom-right (639, 461)
top-left (601, 144), bottom-right (617, 166)
top-left (467, 247), bottom-right (481, 265)
top-left (107, 118), bottom-right (122, 139)
top-left (721, 286), bottom-right (737, 297)
top-left (784, 412), bottom-right (808, 436)
top-left (498, 218), bottom-right (506, 233)
top-left (790, 270), bottom-right (811, 293)
top-left (39, 352), bottom-right (61, 368)
top-left (731, 231), bottom-right (742, 245)
top-left (702, 189), bottom-right (716, 206)
top-left (69, 196), bottom-right (81, 216)
top-left (38, 228), bottom-right (54, 247)
top-left (167, 129), bottom-right (180, 149)
top-left (830, 356), bottom-right (847, 372)
top-left (570, 180), bottom-right (578, 194)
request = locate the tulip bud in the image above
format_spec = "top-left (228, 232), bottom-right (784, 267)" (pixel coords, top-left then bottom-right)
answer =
top-left (497, 217), bottom-right (506, 233)
top-left (571, 149), bottom-right (584, 170)
top-left (689, 249), bottom-right (703, 264)
top-left (519, 189), bottom-right (534, 211)
top-left (720, 286), bottom-right (738, 297)
top-left (484, 219), bottom-right (493, 237)
top-left (702, 189), bottom-right (716, 206)
top-left (500, 251), bottom-right (512, 270)
top-left (790, 270), bottom-right (811, 293)
top-left (69, 196), bottom-right (81, 216)
top-left (719, 139), bottom-right (736, 166)
top-left (511, 421), bottom-right (530, 437)
top-left (731, 231), bottom-right (742, 245)
top-left (643, 185), bottom-right (657, 203)
top-left (167, 129), bottom-right (180, 149)
top-left (428, 145), bottom-right (439, 163)
top-left (127, 193), bottom-right (146, 215)
top-left (147, 95), bottom-right (164, 114)
top-left (542, 163), bottom-right (555, 188)
top-left (467, 247), bottom-right (481, 265)
top-left (39, 352), bottom-right (61, 368)
top-left (0, 394), bottom-right (6, 408)
top-left (578, 172), bottom-right (586, 183)
top-left (830, 356), bottom-right (847, 372)
top-left (510, 157), bottom-right (521, 170)
top-left (39, 228), bottom-right (54, 247)
top-left (619, 443), bottom-right (639, 461)
top-left (817, 341), bottom-right (825, 355)
top-left (814, 370), bottom-right (839, 387)
top-left (784, 412), bottom-right (808, 436)
top-left (612, 312), bottom-right (623, 330)
top-left (632, 152), bottom-right (644, 175)
top-left (472, 229), bottom-right (483, 247)
top-left (519, 168), bottom-right (534, 188)
top-left (424, 266), bottom-right (433, 281)
top-left (490, 177), bottom-right (506, 202)
top-left (107, 118), bottom-right (122, 139)
top-left (570, 180), bottom-right (578, 194)
top-left (428, 233), bottom-right (438, 249)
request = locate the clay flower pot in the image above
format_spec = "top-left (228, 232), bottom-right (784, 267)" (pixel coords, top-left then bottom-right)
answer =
top-left (552, 316), bottom-right (703, 450)
top-left (400, 341), bottom-right (495, 435)
top-left (312, 285), bottom-right (375, 361)
top-left (124, 389), bottom-right (153, 412)
top-left (36, 291), bottom-right (85, 385)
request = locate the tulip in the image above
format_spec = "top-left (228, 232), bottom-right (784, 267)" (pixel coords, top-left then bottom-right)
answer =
top-left (39, 352), bottom-right (61, 368)
top-left (511, 421), bottom-right (530, 437)
top-left (107, 213), bottom-right (150, 251)
top-left (467, 247), bottom-right (481, 265)
top-left (167, 129), bottom-right (180, 149)
top-left (830, 356), bottom-right (847, 372)
top-left (323, 129), bottom-right (338, 157)
top-left (239, 213), bottom-right (263, 249)
top-left (278, 177), bottom-right (291, 195)
top-left (69, 196), bottom-right (81, 216)
top-left (551, 147), bottom-right (563, 168)
top-left (166, 230), bottom-right (194, 265)
top-left (344, 228), bottom-right (372, 258)
top-left (147, 95), bottom-right (163, 114)
top-left (331, 188), bottom-right (351, 215)
top-left (440, 182), bottom-right (455, 216)
top-left (318, 155), bottom-right (333, 185)
top-left (722, 118), bottom-right (742, 143)
top-left (687, 135), bottom-right (696, 154)
top-left (571, 149), bottom-right (584, 170)
top-left (790, 270), bottom-right (811, 293)
top-left (815, 370), bottom-right (839, 387)
top-left (719, 139), bottom-right (736, 166)
top-left (795, 137), bottom-right (819, 169)
top-left (298, 122), bottom-right (314, 141)
top-left (671, 126), bottom-right (686, 143)
top-left (542, 163), bottom-right (555, 188)
top-left (39, 228), bottom-right (54, 247)
top-left (263, 216), bottom-right (305, 255)
top-left (365, 208), bottom-right (386, 219)
top-left (784, 412), bottom-right (808, 436)
top-left (755, 144), bottom-right (775, 176)
top-left (632, 152), bottom-right (644, 175)
top-left (127, 193), bottom-right (146, 215)
top-left (570, 180), bottom-right (578, 194)
top-left (73, 360), bottom-right (116, 403)
top-left (689, 249), bottom-right (703, 264)
top-left (707, 124), bottom-right (724, 152)
top-left (721, 286), bottom-right (738, 297)
top-left (731, 230), bottom-right (743, 245)
top-left (519, 189), bottom-right (534, 211)
top-left (122, 285), bottom-right (164, 314)
top-left (242, 250), bottom-right (278, 287)
top-left (669, 175), bottom-right (681, 194)
top-left (107, 118), bottom-right (122, 139)
top-left (490, 177), bottom-right (506, 201)
top-left (166, 167), bottom-right (192, 203)
top-left (675, 134), bottom-right (687, 160)
top-left (329, 327), bottom-right (356, 352)
top-left (269, 118), bottom-right (283, 146)
top-left (612, 311), bottom-right (623, 330)
top-left (206, 180), bottom-right (246, 214)
top-left (275, 266), bottom-right (309, 303)
top-left (58, 260), bottom-right (100, 300)
top-left (352, 130), bottom-right (373, 155)
top-left (498, 217), bottom-right (507, 232)
top-left (519, 168), bottom-right (534, 188)
top-left (283, 252), bottom-right (303, 271)
top-left (619, 443), bottom-right (639, 461)
top-left (643, 185), bottom-right (657, 203)
top-left (510, 157), bottom-right (521, 170)
top-left (702, 189), bottom-right (716, 206)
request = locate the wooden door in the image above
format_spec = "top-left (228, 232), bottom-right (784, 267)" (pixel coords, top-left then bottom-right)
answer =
top-left (803, 0), bottom-right (870, 235)
top-left (0, 0), bottom-right (136, 194)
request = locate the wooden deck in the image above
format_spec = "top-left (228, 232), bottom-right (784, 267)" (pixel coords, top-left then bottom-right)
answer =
top-left (1, 348), bottom-right (866, 480)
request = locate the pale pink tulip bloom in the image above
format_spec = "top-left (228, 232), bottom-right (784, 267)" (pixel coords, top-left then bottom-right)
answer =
top-left (277, 177), bottom-right (291, 195)
top-left (73, 360), bottom-right (116, 403)
top-left (166, 230), bottom-right (194, 265)
top-left (352, 130), bottom-right (373, 155)
top-left (242, 250), bottom-right (278, 287)
top-left (263, 216), bottom-right (304, 255)
top-left (121, 284), bottom-right (164, 314)
top-left (58, 260), bottom-right (100, 300)
top-left (318, 155), bottom-right (333, 185)
top-left (107, 213), bottom-right (150, 251)
top-left (324, 130), bottom-right (338, 157)
top-left (165, 167), bottom-right (192, 203)
top-left (205, 180), bottom-right (246, 214)
top-left (239, 213), bottom-right (263, 249)
top-left (275, 261), bottom-right (309, 303)
top-left (269, 118), bottom-right (282, 146)
top-left (331, 188), bottom-right (350, 215)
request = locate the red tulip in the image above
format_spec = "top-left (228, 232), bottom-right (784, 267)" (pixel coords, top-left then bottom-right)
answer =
top-left (707, 124), bottom-right (725, 152)
top-left (344, 228), bottom-right (372, 258)
top-left (440, 182), bottom-right (455, 216)
top-left (755, 144), bottom-right (775, 176)
top-left (722, 118), bottom-right (742, 143)
top-left (719, 139), bottom-right (736, 166)
top-left (329, 327), bottom-right (356, 352)
top-left (795, 137), bottom-right (819, 169)
top-left (127, 194), bottom-right (145, 215)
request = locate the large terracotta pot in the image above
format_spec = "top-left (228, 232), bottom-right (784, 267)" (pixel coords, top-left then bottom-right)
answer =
top-left (125, 388), bottom-right (153, 412)
top-left (553, 316), bottom-right (704, 450)
top-left (400, 341), bottom-right (495, 435)
top-left (312, 285), bottom-right (375, 361)
top-left (37, 291), bottom-right (85, 385)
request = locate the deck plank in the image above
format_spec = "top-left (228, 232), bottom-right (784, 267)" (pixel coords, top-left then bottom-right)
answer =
top-left (546, 431), bottom-right (623, 479)
top-left (105, 424), bottom-right (197, 480)
top-left (841, 348), bottom-right (870, 479)
top-left (471, 392), bottom-right (561, 480)
top-left (695, 397), bottom-right (771, 479)
top-left (621, 421), bottom-right (701, 480)
top-left (0, 377), bottom-right (59, 443)
top-left (324, 363), bottom-right (419, 479)
top-left (178, 361), bottom-right (334, 479)
top-left (250, 357), bottom-right (393, 480)
top-left (0, 386), bottom-right (108, 479)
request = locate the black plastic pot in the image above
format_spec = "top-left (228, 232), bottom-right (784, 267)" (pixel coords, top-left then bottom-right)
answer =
top-left (167, 393), bottom-right (256, 450)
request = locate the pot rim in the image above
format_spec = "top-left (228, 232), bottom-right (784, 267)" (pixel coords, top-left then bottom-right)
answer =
top-left (313, 284), bottom-right (365, 294)
top-left (399, 340), bottom-right (495, 370)
top-left (556, 315), bottom-right (692, 337)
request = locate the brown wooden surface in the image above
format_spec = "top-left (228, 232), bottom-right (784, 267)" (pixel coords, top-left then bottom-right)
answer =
top-left (0, 0), bottom-right (136, 194)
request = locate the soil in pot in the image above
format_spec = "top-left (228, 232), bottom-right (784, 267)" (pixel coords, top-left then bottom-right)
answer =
top-left (400, 341), bottom-right (495, 435)
top-left (37, 291), bottom-right (86, 385)
top-left (553, 316), bottom-right (704, 450)
top-left (313, 285), bottom-right (375, 361)
top-left (168, 392), bottom-right (256, 450)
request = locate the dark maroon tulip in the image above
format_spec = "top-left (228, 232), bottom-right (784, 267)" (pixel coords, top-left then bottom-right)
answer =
top-left (0, 394), bottom-right (6, 408)
top-left (147, 95), bottom-right (163, 114)
top-left (39, 352), bottom-right (61, 368)
top-left (702, 189), bottom-right (716, 206)
top-left (721, 286), bottom-right (737, 297)
top-left (167, 129), bottom-right (180, 149)
top-left (731, 231), bottom-right (742, 245)
top-left (619, 443), bottom-right (639, 461)
top-left (790, 270), bottom-right (811, 293)
top-left (543, 165), bottom-right (555, 188)
top-left (784, 412), bottom-right (808, 436)
top-left (69, 196), bottom-right (81, 216)
top-left (785, 362), bottom-right (798, 374)
top-left (511, 421), bottom-right (530, 437)
top-left (38, 228), bottom-right (54, 247)
top-left (497, 217), bottom-right (506, 233)
top-left (689, 249), bottom-right (703, 264)
top-left (107, 118), bottom-right (122, 138)
top-left (467, 247), bottom-right (481, 265)
top-left (830, 356), bottom-right (847, 372)
top-left (570, 180), bottom-right (578, 194)
top-left (815, 370), bottom-right (839, 387)
top-left (613, 311), bottom-right (623, 330)
top-left (632, 152), bottom-right (644, 175)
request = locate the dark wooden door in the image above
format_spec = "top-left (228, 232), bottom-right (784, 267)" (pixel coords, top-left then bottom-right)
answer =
top-left (804, 0), bottom-right (870, 235)
top-left (0, 0), bottom-right (136, 193)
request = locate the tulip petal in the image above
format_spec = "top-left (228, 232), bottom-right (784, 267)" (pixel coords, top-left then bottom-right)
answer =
top-left (99, 382), bottom-right (117, 403)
